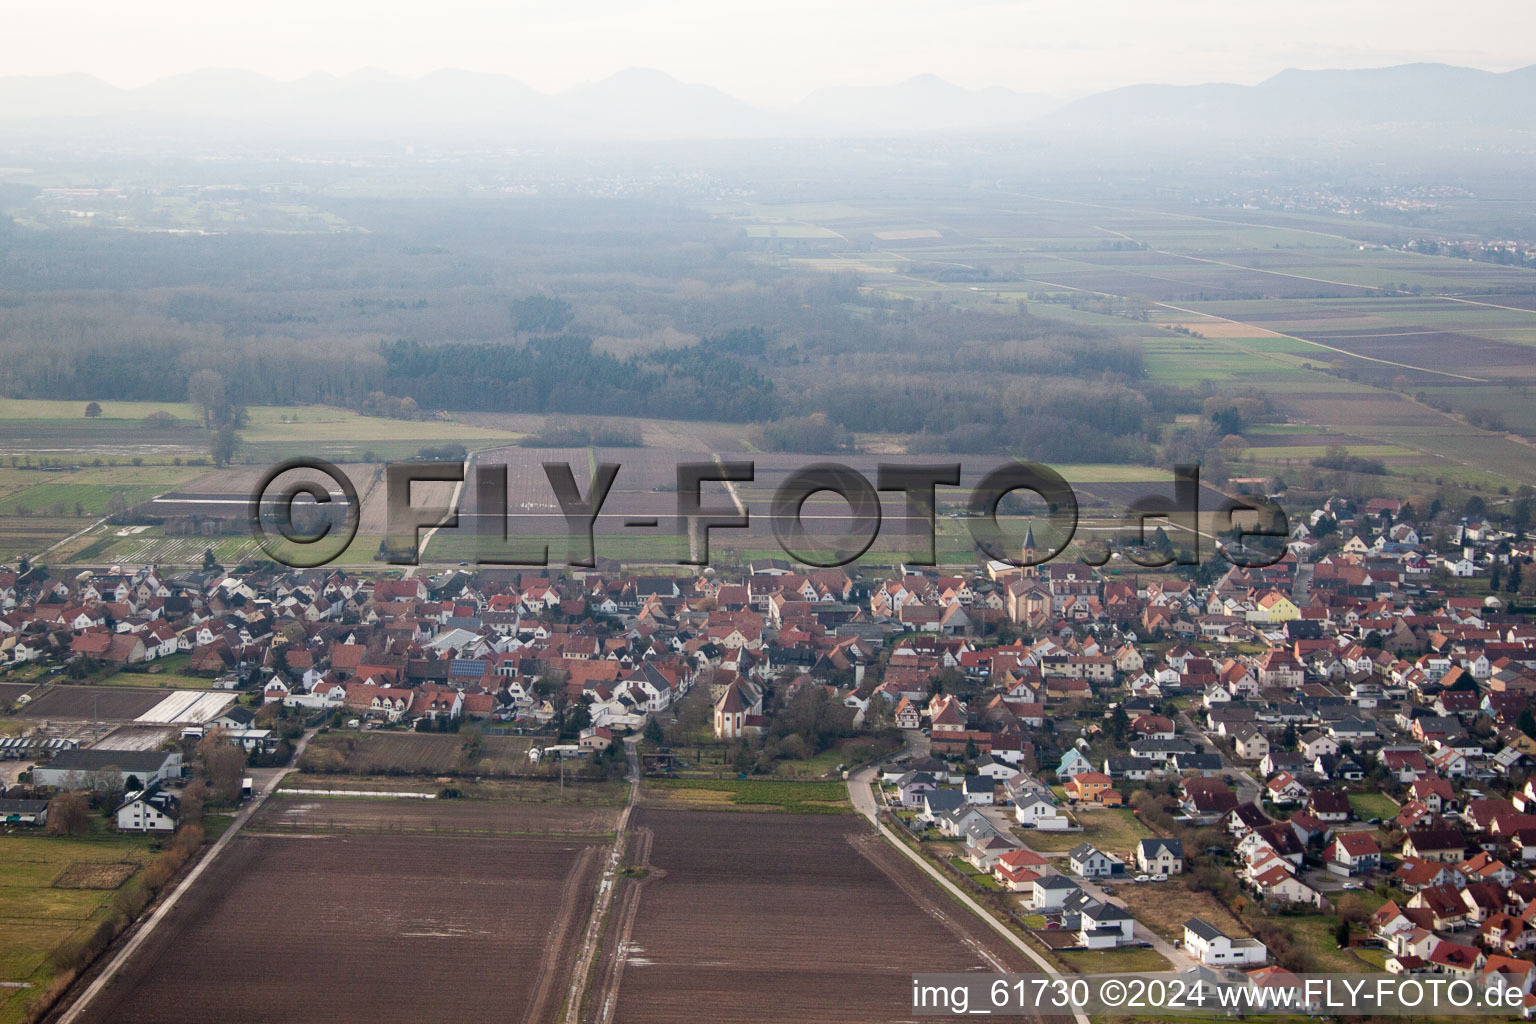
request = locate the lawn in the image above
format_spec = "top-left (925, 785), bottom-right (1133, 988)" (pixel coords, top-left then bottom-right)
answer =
top-left (945, 856), bottom-right (1003, 891)
top-left (656, 737), bottom-right (894, 780)
top-left (1353, 947), bottom-right (1390, 970)
top-left (1057, 946), bottom-right (1171, 973)
top-left (1276, 913), bottom-right (1372, 973)
top-left (0, 830), bottom-right (156, 1024)
top-left (235, 403), bottom-right (517, 444)
top-left (95, 669), bottom-right (217, 690)
top-left (1018, 806), bottom-right (1152, 856)
top-left (1346, 792), bottom-right (1399, 821)
top-left (298, 730), bottom-right (535, 777)
top-left (1114, 878), bottom-right (1249, 943)
top-left (0, 400), bottom-right (201, 421)
top-left (1011, 826), bottom-right (1086, 852)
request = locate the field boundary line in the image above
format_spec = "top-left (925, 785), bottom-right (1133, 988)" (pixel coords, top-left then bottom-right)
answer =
top-left (408, 469), bottom-right (466, 573)
top-left (562, 738), bottom-right (641, 1024)
top-left (591, 826), bottom-right (650, 1024)
top-left (1155, 301), bottom-right (1488, 382)
top-left (525, 845), bottom-right (599, 1024)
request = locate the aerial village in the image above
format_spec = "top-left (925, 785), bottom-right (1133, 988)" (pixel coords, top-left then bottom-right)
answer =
top-left (6, 493), bottom-right (1536, 1004)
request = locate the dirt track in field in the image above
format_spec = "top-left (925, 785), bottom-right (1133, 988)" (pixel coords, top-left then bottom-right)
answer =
top-left (590, 808), bottom-right (1039, 1024)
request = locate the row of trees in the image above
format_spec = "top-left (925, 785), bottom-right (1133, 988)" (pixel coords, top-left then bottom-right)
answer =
top-left (378, 332), bottom-right (782, 423)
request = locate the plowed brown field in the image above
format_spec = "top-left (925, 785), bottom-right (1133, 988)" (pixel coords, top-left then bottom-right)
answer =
top-left (597, 809), bottom-right (1036, 1024)
top-left (71, 798), bottom-right (608, 1024)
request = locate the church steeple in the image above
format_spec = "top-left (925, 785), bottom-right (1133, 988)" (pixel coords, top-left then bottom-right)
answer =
top-left (1022, 525), bottom-right (1037, 568)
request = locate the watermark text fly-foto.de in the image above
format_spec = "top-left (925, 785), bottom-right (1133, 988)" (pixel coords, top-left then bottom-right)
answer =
top-left (247, 457), bottom-right (1288, 570)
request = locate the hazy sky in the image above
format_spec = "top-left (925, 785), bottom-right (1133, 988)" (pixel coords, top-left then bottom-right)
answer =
top-left (4, 0), bottom-right (1532, 104)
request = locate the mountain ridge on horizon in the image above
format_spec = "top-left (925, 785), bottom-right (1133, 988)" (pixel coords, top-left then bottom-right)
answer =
top-left (1, 61), bottom-right (1533, 139)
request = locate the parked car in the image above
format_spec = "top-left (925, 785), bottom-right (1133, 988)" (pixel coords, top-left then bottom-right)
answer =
top-left (1342, 882), bottom-right (1363, 891)
top-left (1152, 873), bottom-right (1168, 882)
top-left (1134, 874), bottom-right (1151, 883)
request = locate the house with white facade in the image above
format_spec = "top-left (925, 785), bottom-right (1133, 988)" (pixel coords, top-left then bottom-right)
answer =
top-left (116, 786), bottom-right (180, 832)
top-left (1183, 918), bottom-right (1268, 966)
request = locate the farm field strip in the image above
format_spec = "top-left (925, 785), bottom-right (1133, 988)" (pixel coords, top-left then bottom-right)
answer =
top-left (71, 798), bottom-right (613, 1024)
top-left (256, 794), bottom-right (621, 837)
top-left (299, 731), bottom-right (541, 778)
top-left (16, 686), bottom-right (169, 722)
top-left (595, 808), bottom-right (1036, 1024)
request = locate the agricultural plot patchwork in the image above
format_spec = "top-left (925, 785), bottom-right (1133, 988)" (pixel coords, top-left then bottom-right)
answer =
top-left (419, 446), bottom-right (1240, 568)
top-left (15, 686), bottom-right (168, 722)
top-left (0, 516), bottom-right (79, 563)
top-left (749, 191), bottom-right (1536, 494)
top-left (73, 797), bottom-right (611, 1024)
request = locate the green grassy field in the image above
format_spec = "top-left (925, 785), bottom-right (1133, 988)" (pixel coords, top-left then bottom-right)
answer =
top-left (642, 776), bottom-right (850, 813)
top-left (1057, 946), bottom-right (1171, 973)
top-left (1346, 791), bottom-right (1399, 821)
top-left (0, 400), bottom-right (200, 421)
top-left (1276, 913), bottom-right (1373, 973)
top-left (96, 669), bottom-right (216, 689)
top-left (0, 482), bottom-right (181, 517)
top-left (0, 831), bottom-right (156, 1024)
top-left (1016, 806), bottom-right (1153, 855)
top-left (1238, 444), bottom-right (1412, 460)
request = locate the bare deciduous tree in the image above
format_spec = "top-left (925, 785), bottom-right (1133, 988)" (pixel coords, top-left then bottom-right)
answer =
top-left (47, 791), bottom-right (91, 835)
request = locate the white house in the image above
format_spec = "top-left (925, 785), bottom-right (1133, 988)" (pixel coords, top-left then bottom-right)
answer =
top-left (1069, 842), bottom-right (1117, 878)
top-left (1135, 837), bottom-right (1185, 875)
top-left (1031, 874), bottom-right (1082, 910)
top-left (1183, 917), bottom-right (1268, 966)
top-left (973, 755), bottom-right (1019, 782)
top-left (1015, 794), bottom-right (1069, 830)
top-left (1078, 900), bottom-right (1136, 949)
top-left (1443, 557), bottom-right (1477, 578)
top-left (1326, 832), bottom-right (1381, 876)
top-left (116, 786), bottom-right (180, 832)
top-left (962, 775), bottom-right (995, 805)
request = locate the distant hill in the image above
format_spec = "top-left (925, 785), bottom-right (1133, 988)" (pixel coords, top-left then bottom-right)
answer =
top-left (794, 75), bottom-right (1057, 134)
top-left (1048, 62), bottom-right (1536, 132)
top-left (557, 68), bottom-right (780, 139)
top-left (0, 62), bottom-right (1532, 139)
